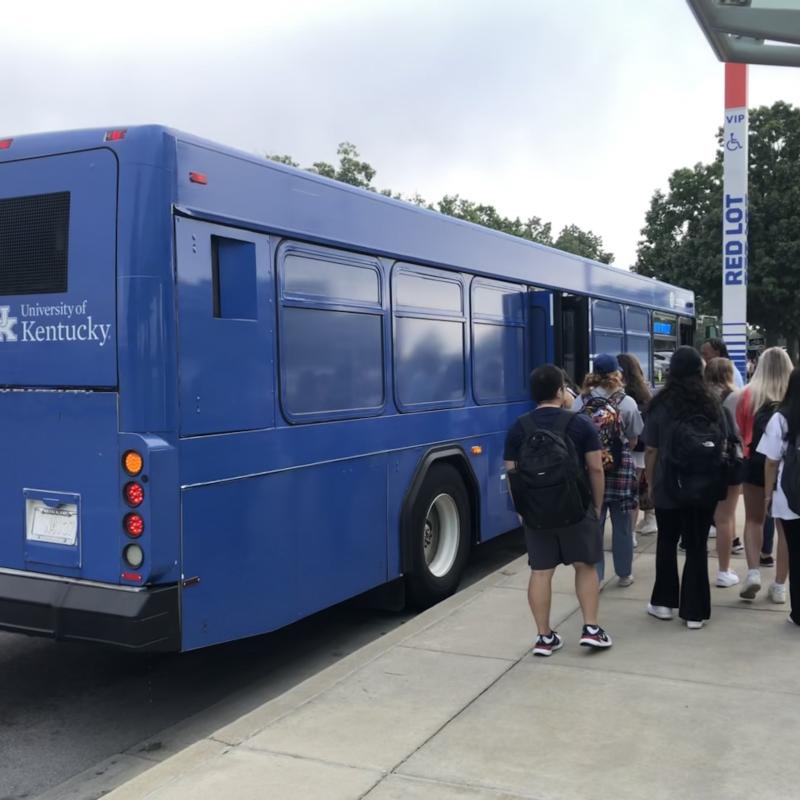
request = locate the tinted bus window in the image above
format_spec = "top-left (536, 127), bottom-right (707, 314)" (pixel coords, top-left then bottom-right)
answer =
top-left (593, 300), bottom-right (622, 330)
top-left (627, 335), bottom-right (651, 382)
top-left (394, 265), bottom-right (465, 410)
top-left (471, 280), bottom-right (526, 404)
top-left (279, 246), bottom-right (384, 420)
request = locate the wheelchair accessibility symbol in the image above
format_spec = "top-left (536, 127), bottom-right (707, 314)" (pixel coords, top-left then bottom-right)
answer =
top-left (726, 132), bottom-right (743, 152)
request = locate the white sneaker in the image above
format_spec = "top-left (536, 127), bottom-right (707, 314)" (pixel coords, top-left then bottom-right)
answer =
top-left (633, 534), bottom-right (639, 549)
top-left (769, 583), bottom-right (787, 604)
top-left (708, 525), bottom-right (717, 538)
top-left (739, 570), bottom-right (761, 601)
top-left (637, 510), bottom-right (658, 535)
top-left (686, 620), bottom-right (705, 630)
top-left (716, 570), bottom-right (740, 588)
top-left (618, 575), bottom-right (634, 587)
top-left (647, 603), bottom-right (673, 620)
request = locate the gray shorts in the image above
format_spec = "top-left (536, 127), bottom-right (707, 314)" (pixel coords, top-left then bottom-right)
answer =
top-left (524, 508), bottom-right (602, 571)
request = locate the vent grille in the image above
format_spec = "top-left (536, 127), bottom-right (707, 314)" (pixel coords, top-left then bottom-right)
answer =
top-left (0, 192), bottom-right (70, 295)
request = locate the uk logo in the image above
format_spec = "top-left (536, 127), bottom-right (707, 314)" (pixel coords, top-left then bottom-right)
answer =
top-left (0, 306), bottom-right (18, 342)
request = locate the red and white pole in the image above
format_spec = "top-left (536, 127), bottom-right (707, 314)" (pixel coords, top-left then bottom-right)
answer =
top-left (722, 63), bottom-right (748, 379)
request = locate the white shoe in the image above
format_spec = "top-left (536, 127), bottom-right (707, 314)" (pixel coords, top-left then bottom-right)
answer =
top-left (708, 525), bottom-right (717, 538)
top-left (686, 620), bottom-right (705, 630)
top-left (637, 510), bottom-right (658, 535)
top-left (739, 571), bottom-right (761, 601)
top-left (618, 575), bottom-right (634, 587)
top-left (647, 603), bottom-right (673, 620)
top-left (633, 535), bottom-right (639, 549)
top-left (716, 570), bottom-right (740, 588)
top-left (769, 582), bottom-right (787, 604)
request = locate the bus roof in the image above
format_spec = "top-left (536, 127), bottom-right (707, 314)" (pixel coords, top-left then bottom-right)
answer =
top-left (0, 125), bottom-right (694, 316)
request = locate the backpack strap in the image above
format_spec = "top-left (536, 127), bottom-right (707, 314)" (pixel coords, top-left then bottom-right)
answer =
top-left (608, 390), bottom-right (626, 408)
top-left (551, 410), bottom-right (573, 441)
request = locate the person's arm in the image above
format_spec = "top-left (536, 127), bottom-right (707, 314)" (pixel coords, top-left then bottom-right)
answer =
top-left (503, 459), bottom-right (515, 473)
top-left (645, 446), bottom-right (658, 502)
top-left (585, 450), bottom-right (604, 517)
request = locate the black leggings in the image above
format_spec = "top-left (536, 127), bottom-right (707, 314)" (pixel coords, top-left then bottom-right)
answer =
top-left (652, 506), bottom-right (715, 622)
top-left (781, 518), bottom-right (800, 625)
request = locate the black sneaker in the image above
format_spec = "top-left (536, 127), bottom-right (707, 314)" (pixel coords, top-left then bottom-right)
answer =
top-left (532, 631), bottom-right (564, 657)
top-left (760, 554), bottom-right (775, 567)
top-left (732, 538), bottom-right (744, 554)
top-left (579, 625), bottom-right (613, 649)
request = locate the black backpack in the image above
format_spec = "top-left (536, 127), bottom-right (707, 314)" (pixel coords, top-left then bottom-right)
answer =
top-left (664, 413), bottom-right (727, 507)
top-left (749, 401), bottom-right (780, 467)
top-left (508, 411), bottom-right (590, 530)
top-left (780, 414), bottom-right (800, 516)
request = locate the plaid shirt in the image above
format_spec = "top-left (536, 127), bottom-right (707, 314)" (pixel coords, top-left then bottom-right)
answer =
top-left (604, 448), bottom-right (638, 511)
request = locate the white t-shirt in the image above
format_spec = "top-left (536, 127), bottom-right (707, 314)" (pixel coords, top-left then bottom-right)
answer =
top-left (756, 411), bottom-right (799, 521)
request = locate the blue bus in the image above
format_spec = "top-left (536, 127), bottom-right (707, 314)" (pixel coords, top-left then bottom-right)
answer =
top-left (0, 127), bottom-right (695, 651)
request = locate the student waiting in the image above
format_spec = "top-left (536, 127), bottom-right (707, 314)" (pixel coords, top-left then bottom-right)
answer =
top-left (504, 365), bottom-right (612, 656)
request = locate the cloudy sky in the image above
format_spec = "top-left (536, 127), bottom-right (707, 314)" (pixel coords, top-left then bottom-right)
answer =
top-left (3, 0), bottom-right (799, 268)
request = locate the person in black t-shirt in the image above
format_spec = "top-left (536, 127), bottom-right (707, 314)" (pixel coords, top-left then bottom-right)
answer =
top-left (504, 364), bottom-right (612, 655)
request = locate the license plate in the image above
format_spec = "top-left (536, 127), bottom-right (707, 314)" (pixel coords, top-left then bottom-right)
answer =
top-left (26, 500), bottom-right (78, 546)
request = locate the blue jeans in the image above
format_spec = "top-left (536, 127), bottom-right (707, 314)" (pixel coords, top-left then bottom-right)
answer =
top-left (763, 517), bottom-right (775, 555)
top-left (597, 501), bottom-right (634, 580)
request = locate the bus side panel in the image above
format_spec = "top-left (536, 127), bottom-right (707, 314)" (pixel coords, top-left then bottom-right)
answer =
top-left (180, 455), bottom-right (388, 650)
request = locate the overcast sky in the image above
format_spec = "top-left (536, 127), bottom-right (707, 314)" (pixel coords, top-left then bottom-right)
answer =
top-left (3, 0), bottom-right (799, 268)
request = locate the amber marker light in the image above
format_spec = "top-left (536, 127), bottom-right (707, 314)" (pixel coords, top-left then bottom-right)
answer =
top-left (471, 445), bottom-right (483, 455)
top-left (123, 450), bottom-right (143, 476)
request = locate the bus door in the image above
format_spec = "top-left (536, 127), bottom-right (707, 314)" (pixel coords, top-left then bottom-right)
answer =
top-left (529, 290), bottom-right (554, 368)
top-left (557, 294), bottom-right (590, 387)
top-left (174, 217), bottom-right (274, 435)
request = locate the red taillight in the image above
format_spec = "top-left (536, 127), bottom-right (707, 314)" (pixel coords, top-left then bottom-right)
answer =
top-left (124, 482), bottom-right (144, 507)
top-left (0, 139), bottom-right (12, 150)
top-left (104, 129), bottom-right (127, 142)
top-left (189, 171), bottom-right (208, 185)
top-left (121, 571), bottom-right (142, 583)
top-left (124, 513), bottom-right (144, 538)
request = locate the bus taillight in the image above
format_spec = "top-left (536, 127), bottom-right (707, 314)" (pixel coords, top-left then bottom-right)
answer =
top-left (122, 450), bottom-right (143, 476)
top-left (124, 482), bottom-right (144, 507)
top-left (123, 513), bottom-right (144, 538)
top-left (0, 139), bottom-right (12, 150)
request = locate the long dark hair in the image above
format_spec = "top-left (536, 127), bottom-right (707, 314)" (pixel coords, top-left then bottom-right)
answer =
top-left (781, 366), bottom-right (800, 443)
top-left (648, 346), bottom-right (722, 422)
top-left (617, 353), bottom-right (651, 407)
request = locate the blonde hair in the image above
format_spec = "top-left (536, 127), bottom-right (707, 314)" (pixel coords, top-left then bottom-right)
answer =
top-left (581, 370), bottom-right (623, 395)
top-left (749, 347), bottom-right (793, 411)
top-left (705, 357), bottom-right (735, 396)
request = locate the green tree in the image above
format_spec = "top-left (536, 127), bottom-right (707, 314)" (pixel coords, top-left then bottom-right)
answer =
top-left (554, 224), bottom-right (614, 264)
top-left (635, 101), bottom-right (800, 354)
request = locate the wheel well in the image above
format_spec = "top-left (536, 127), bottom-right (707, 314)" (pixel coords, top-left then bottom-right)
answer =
top-left (400, 446), bottom-right (480, 574)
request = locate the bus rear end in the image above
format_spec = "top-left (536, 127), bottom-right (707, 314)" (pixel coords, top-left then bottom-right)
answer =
top-left (0, 140), bottom-right (179, 650)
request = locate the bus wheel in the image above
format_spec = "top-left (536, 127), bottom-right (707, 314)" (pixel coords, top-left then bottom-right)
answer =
top-left (407, 463), bottom-right (471, 607)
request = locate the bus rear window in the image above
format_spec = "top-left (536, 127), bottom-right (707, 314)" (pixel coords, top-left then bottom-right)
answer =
top-left (0, 192), bottom-right (70, 295)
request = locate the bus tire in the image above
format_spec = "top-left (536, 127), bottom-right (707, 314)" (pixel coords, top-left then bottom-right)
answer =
top-left (406, 463), bottom-right (471, 608)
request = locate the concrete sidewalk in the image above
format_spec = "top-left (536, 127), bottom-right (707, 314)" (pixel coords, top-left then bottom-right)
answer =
top-left (105, 531), bottom-right (799, 800)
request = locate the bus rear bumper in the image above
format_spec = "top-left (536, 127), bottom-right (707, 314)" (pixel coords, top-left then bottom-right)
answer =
top-left (0, 572), bottom-right (180, 652)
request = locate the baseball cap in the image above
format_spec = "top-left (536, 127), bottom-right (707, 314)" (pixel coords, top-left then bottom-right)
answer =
top-left (593, 354), bottom-right (620, 375)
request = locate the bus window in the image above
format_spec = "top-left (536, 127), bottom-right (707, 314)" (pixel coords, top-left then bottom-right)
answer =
top-left (471, 279), bottom-right (526, 404)
top-left (652, 313), bottom-right (678, 384)
top-left (559, 294), bottom-right (589, 387)
top-left (625, 307), bottom-right (651, 382)
top-left (279, 245), bottom-right (385, 421)
top-left (592, 299), bottom-right (623, 363)
top-left (393, 264), bottom-right (466, 410)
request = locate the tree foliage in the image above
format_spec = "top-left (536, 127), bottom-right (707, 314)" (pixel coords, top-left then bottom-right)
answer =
top-left (267, 143), bottom-right (613, 264)
top-left (635, 101), bottom-right (800, 350)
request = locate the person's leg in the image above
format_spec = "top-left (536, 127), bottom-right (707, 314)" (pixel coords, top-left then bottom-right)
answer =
top-left (596, 504), bottom-right (609, 581)
top-left (610, 501), bottom-right (634, 580)
top-left (714, 484), bottom-right (740, 575)
top-left (651, 508), bottom-right (681, 610)
top-left (782, 519), bottom-right (800, 624)
top-left (631, 467), bottom-right (644, 535)
top-left (762, 517), bottom-right (775, 557)
top-left (528, 569), bottom-right (556, 635)
top-left (776, 519), bottom-right (789, 585)
top-left (574, 562), bottom-right (599, 626)
top-left (679, 506), bottom-right (713, 623)
top-left (742, 483), bottom-right (765, 570)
